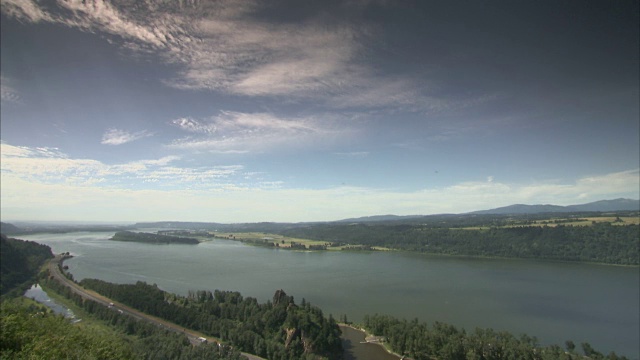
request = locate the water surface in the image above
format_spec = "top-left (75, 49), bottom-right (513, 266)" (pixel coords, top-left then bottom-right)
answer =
top-left (21, 231), bottom-right (640, 359)
top-left (24, 284), bottom-right (78, 321)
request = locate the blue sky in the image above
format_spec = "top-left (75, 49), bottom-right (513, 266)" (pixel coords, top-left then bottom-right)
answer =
top-left (1, 0), bottom-right (638, 223)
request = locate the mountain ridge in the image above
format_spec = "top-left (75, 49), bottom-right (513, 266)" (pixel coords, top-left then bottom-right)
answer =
top-left (468, 198), bottom-right (639, 215)
top-left (1, 199), bottom-right (637, 230)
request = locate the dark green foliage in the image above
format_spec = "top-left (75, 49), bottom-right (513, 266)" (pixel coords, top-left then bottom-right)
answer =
top-left (0, 235), bottom-right (53, 296)
top-left (281, 223), bottom-right (640, 265)
top-left (39, 278), bottom-right (243, 360)
top-left (0, 299), bottom-right (133, 359)
top-left (362, 314), bottom-right (630, 360)
top-left (110, 230), bottom-right (199, 244)
top-left (79, 280), bottom-right (343, 359)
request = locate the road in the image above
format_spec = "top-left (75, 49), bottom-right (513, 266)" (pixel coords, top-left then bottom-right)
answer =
top-left (49, 255), bottom-right (265, 360)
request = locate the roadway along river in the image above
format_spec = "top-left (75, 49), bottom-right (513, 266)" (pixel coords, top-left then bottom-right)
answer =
top-left (47, 255), bottom-right (266, 360)
top-left (20, 231), bottom-right (640, 359)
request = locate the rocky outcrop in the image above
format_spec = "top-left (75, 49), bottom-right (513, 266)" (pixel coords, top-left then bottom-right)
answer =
top-left (273, 289), bottom-right (292, 306)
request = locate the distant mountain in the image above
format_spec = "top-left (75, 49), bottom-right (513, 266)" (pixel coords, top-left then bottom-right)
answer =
top-left (565, 198), bottom-right (640, 212)
top-left (0, 222), bottom-right (21, 234)
top-left (469, 198), bottom-right (639, 215)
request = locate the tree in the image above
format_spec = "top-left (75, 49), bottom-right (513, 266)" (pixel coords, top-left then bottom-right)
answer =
top-left (565, 340), bottom-right (575, 352)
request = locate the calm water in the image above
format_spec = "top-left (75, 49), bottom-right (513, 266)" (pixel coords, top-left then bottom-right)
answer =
top-left (21, 231), bottom-right (640, 359)
top-left (24, 284), bottom-right (78, 321)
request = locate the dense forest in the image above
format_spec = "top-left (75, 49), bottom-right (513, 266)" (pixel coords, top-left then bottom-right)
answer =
top-left (279, 223), bottom-right (640, 265)
top-left (3, 292), bottom-right (243, 359)
top-left (40, 278), bottom-right (243, 359)
top-left (0, 234), bottom-right (53, 297)
top-left (79, 279), bottom-right (343, 359)
top-left (361, 314), bottom-right (630, 360)
top-left (110, 230), bottom-right (199, 244)
top-left (2, 299), bottom-right (137, 359)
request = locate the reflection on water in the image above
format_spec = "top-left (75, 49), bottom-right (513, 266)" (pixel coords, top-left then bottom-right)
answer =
top-left (24, 284), bottom-right (80, 322)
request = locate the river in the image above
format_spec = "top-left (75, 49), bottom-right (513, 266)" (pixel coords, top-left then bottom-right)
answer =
top-left (19, 231), bottom-right (639, 359)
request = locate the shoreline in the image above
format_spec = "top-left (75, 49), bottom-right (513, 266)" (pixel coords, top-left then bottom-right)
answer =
top-left (9, 230), bottom-right (637, 267)
top-left (339, 324), bottom-right (406, 360)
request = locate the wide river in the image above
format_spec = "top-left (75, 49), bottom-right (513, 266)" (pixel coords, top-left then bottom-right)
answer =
top-left (21, 231), bottom-right (639, 359)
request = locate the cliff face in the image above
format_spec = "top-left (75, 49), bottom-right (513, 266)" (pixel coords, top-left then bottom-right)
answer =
top-left (272, 289), bottom-right (292, 306)
top-left (284, 328), bottom-right (314, 354)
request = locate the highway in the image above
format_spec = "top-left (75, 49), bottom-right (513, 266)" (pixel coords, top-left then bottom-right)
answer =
top-left (49, 255), bottom-right (265, 360)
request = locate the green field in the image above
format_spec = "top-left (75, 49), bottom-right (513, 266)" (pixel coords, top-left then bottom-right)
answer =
top-left (209, 232), bottom-right (391, 251)
top-left (459, 215), bottom-right (639, 230)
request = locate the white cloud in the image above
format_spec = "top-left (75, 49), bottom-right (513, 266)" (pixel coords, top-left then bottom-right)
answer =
top-left (3, 170), bottom-right (638, 222)
top-left (2, 143), bottom-right (638, 222)
top-left (169, 111), bottom-right (347, 152)
top-left (0, 0), bottom-right (53, 23)
top-left (57, 0), bottom-right (173, 49)
top-left (0, 143), bottom-right (244, 189)
top-left (101, 129), bottom-right (152, 145)
top-left (171, 117), bottom-right (216, 134)
top-left (0, 0), bottom-right (474, 113)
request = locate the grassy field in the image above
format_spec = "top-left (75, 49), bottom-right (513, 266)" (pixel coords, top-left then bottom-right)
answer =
top-left (207, 232), bottom-right (391, 251)
top-left (459, 215), bottom-right (639, 230)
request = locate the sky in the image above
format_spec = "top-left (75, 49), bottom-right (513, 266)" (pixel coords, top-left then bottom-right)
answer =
top-left (1, 0), bottom-right (638, 223)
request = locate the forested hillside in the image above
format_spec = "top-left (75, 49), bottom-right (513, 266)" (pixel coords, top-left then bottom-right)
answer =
top-left (280, 223), bottom-right (640, 265)
top-left (0, 235), bottom-right (53, 296)
top-left (80, 279), bottom-right (343, 359)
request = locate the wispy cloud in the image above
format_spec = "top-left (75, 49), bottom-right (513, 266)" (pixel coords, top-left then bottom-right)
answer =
top-left (171, 117), bottom-right (217, 135)
top-left (0, 143), bottom-right (245, 189)
top-left (0, 0), bottom-right (53, 23)
top-left (2, 151), bottom-right (637, 222)
top-left (1, 75), bottom-right (21, 104)
top-left (101, 129), bottom-right (152, 145)
top-left (169, 111), bottom-right (347, 153)
top-left (0, 0), bottom-right (480, 113)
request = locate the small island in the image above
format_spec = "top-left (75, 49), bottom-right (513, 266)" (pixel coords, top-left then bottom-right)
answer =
top-left (110, 231), bottom-right (199, 245)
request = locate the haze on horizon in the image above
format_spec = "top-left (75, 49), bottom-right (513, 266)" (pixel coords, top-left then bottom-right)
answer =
top-left (1, 0), bottom-right (638, 223)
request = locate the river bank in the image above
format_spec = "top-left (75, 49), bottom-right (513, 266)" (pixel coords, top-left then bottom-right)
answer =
top-left (340, 324), bottom-right (405, 360)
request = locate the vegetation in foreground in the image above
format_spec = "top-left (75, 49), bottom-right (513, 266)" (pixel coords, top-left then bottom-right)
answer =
top-left (0, 234), bottom-right (53, 297)
top-left (78, 279), bottom-right (343, 359)
top-left (1, 236), bottom-right (241, 360)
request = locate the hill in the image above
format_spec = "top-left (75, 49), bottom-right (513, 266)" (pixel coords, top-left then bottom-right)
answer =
top-left (0, 235), bottom-right (53, 296)
top-left (469, 198), bottom-right (639, 215)
top-left (0, 222), bottom-right (21, 234)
